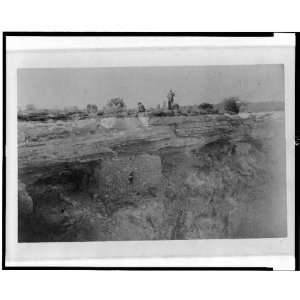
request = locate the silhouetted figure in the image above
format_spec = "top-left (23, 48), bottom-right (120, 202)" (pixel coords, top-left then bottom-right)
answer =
top-left (167, 89), bottom-right (176, 110)
top-left (137, 102), bottom-right (146, 113)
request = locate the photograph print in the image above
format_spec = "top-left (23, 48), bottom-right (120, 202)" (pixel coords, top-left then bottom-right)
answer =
top-left (17, 64), bottom-right (287, 243)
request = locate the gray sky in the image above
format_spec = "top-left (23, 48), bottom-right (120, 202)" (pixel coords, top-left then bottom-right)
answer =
top-left (18, 64), bottom-right (284, 109)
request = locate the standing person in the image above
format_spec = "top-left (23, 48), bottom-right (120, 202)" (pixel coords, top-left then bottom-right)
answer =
top-left (137, 102), bottom-right (146, 113)
top-left (167, 89), bottom-right (175, 110)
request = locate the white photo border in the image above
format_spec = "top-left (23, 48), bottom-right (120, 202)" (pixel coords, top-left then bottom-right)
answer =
top-left (4, 33), bottom-right (296, 270)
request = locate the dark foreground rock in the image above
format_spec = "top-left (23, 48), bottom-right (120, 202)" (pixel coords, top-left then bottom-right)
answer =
top-left (18, 113), bottom-right (287, 242)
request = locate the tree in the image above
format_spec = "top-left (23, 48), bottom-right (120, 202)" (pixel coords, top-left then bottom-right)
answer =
top-left (223, 97), bottom-right (240, 114)
top-left (103, 98), bottom-right (127, 115)
top-left (86, 104), bottom-right (98, 114)
top-left (199, 102), bottom-right (214, 110)
top-left (106, 98), bottom-right (126, 109)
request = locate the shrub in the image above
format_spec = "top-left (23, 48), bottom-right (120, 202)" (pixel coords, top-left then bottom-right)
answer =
top-left (223, 97), bottom-right (240, 114)
top-left (86, 104), bottom-right (98, 114)
top-left (199, 102), bottom-right (214, 110)
top-left (148, 109), bottom-right (174, 117)
top-left (106, 98), bottom-right (126, 109)
top-left (198, 102), bottom-right (218, 114)
top-left (103, 98), bottom-right (127, 115)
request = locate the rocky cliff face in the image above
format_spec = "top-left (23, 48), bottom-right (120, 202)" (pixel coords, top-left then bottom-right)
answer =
top-left (18, 112), bottom-right (287, 242)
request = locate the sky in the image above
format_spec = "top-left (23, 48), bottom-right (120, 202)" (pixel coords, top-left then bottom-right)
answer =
top-left (18, 64), bottom-right (284, 109)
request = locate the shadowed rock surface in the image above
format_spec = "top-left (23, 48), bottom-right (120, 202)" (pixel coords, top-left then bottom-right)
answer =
top-left (18, 112), bottom-right (287, 242)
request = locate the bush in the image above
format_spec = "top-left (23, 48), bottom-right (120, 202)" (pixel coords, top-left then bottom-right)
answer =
top-left (103, 98), bottom-right (127, 115)
top-left (199, 102), bottom-right (214, 110)
top-left (148, 109), bottom-right (174, 117)
top-left (198, 102), bottom-right (218, 114)
top-left (106, 98), bottom-right (126, 109)
top-left (223, 97), bottom-right (240, 114)
top-left (86, 104), bottom-right (98, 114)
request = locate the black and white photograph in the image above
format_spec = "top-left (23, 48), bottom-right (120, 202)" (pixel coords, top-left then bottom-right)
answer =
top-left (4, 34), bottom-right (295, 269)
top-left (17, 64), bottom-right (287, 242)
